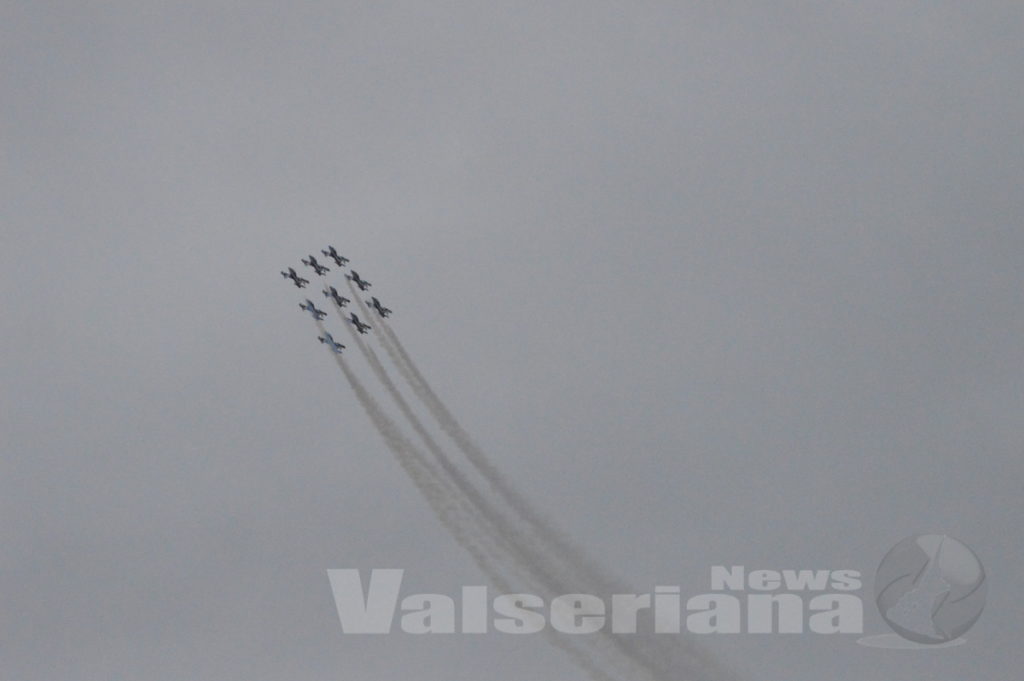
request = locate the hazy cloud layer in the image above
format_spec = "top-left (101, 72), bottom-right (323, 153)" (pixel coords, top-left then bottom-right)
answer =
top-left (2, 2), bottom-right (1022, 680)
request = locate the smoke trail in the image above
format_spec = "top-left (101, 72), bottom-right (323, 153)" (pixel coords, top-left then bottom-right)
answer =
top-left (346, 313), bottom-right (648, 680)
top-left (344, 306), bottom-right (683, 681)
top-left (368, 304), bottom-right (619, 593)
top-left (322, 318), bottom-right (625, 681)
top-left (313, 320), bottom-right (507, 588)
top-left (313, 321), bottom-right (620, 680)
top-left (333, 305), bottom-right (529, 581)
top-left (329, 300), bottom-right (532, 581)
top-left (347, 297), bottom-right (738, 681)
top-left (346, 290), bottom-right (606, 594)
top-left (341, 294), bottom-right (611, 597)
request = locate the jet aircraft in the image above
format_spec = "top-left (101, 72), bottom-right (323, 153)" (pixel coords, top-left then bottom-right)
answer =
top-left (318, 332), bottom-right (345, 354)
top-left (347, 270), bottom-right (371, 291)
top-left (301, 255), bottom-right (330, 276)
top-left (300, 298), bottom-right (327, 320)
top-left (321, 246), bottom-right (349, 267)
top-left (367, 297), bottom-right (392, 318)
top-left (323, 286), bottom-right (350, 308)
top-left (348, 312), bottom-right (371, 334)
top-left (281, 267), bottom-right (309, 288)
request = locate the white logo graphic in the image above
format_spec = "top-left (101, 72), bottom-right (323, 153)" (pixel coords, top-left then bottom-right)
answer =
top-left (859, 534), bottom-right (986, 648)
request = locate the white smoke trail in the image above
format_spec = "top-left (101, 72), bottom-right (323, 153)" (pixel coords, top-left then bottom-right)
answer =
top-left (370, 305), bottom-right (618, 591)
top-left (342, 292), bottom-right (608, 596)
top-left (325, 315), bottom-right (628, 681)
top-left (344, 314), bottom-right (648, 680)
top-left (346, 296), bottom-right (738, 681)
top-left (333, 307), bottom-right (529, 580)
top-left (313, 320), bottom-right (509, 588)
top-left (327, 301), bottom-right (532, 581)
top-left (348, 293), bottom-right (589, 586)
top-left (349, 291), bottom-right (639, 613)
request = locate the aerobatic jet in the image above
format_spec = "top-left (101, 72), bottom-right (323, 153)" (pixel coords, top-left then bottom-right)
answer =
top-left (301, 255), bottom-right (330, 276)
top-left (300, 299), bottom-right (327, 320)
top-left (347, 270), bottom-right (371, 291)
top-left (318, 332), bottom-right (345, 354)
top-left (281, 267), bottom-right (309, 288)
top-left (321, 246), bottom-right (349, 267)
top-left (367, 297), bottom-right (392, 318)
top-left (348, 312), bottom-right (371, 334)
top-left (323, 286), bottom-right (350, 308)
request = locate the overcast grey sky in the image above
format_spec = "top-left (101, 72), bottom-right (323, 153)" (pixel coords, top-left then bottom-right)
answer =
top-left (2, 2), bottom-right (1022, 680)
